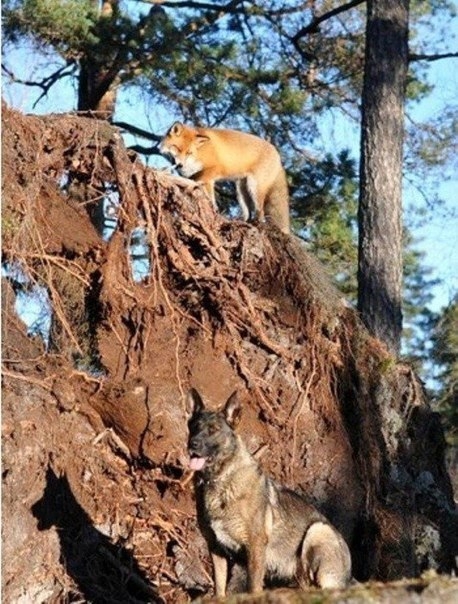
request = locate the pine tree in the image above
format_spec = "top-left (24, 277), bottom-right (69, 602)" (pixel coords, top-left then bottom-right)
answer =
top-left (431, 296), bottom-right (458, 443)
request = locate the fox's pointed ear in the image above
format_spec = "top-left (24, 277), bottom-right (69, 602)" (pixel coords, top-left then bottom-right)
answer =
top-left (195, 133), bottom-right (210, 148)
top-left (187, 388), bottom-right (205, 415)
top-left (170, 122), bottom-right (183, 136)
top-left (223, 391), bottom-right (242, 428)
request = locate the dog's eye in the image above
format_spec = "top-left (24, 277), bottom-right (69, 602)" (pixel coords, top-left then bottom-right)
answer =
top-left (207, 425), bottom-right (218, 435)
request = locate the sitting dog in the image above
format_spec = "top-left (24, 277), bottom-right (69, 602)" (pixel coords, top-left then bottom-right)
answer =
top-left (187, 388), bottom-right (352, 596)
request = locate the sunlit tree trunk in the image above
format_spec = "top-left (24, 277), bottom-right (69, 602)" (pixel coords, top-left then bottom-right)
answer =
top-left (358, 0), bottom-right (409, 355)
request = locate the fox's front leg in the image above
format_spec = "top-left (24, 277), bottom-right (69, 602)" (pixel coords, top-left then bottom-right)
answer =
top-left (200, 180), bottom-right (218, 211)
top-left (244, 175), bottom-right (266, 223)
top-left (236, 179), bottom-right (252, 221)
top-left (211, 551), bottom-right (228, 597)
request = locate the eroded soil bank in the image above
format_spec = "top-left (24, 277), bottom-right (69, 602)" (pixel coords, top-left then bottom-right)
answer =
top-left (2, 105), bottom-right (456, 602)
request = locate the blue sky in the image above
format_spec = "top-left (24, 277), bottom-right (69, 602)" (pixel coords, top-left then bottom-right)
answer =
top-left (3, 21), bottom-right (457, 317)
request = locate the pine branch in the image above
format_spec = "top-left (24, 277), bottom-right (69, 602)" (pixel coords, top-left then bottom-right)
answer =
top-left (292, 0), bottom-right (366, 42)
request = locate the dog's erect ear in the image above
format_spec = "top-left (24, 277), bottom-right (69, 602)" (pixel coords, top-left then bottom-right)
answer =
top-left (223, 391), bottom-right (242, 428)
top-left (170, 122), bottom-right (183, 136)
top-left (187, 388), bottom-right (205, 416)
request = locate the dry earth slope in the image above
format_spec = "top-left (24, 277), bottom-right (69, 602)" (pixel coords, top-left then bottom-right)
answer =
top-left (2, 104), bottom-right (457, 602)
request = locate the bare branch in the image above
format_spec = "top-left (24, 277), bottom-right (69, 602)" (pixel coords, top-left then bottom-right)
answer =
top-left (292, 0), bottom-right (366, 42)
top-left (112, 120), bottom-right (162, 141)
top-left (128, 144), bottom-right (161, 155)
top-left (268, 3), bottom-right (317, 17)
top-left (409, 52), bottom-right (458, 63)
top-left (138, 0), bottom-right (245, 11)
top-left (2, 63), bottom-right (77, 109)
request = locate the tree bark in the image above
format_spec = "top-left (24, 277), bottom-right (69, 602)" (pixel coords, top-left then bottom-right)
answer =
top-left (358, 0), bottom-right (409, 356)
top-left (76, 0), bottom-right (121, 119)
top-left (74, 1), bottom-right (123, 234)
top-left (77, 60), bottom-right (118, 119)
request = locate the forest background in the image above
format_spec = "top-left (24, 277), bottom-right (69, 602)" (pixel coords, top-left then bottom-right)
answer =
top-left (2, 3), bottom-right (458, 601)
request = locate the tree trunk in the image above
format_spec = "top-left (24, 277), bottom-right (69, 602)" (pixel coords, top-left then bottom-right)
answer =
top-left (358, 0), bottom-right (409, 356)
top-left (77, 1), bottom-right (121, 120)
top-left (77, 60), bottom-right (118, 120)
top-left (74, 1), bottom-right (123, 234)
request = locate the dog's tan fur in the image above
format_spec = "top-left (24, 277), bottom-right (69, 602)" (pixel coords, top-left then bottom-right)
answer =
top-left (187, 389), bottom-right (352, 596)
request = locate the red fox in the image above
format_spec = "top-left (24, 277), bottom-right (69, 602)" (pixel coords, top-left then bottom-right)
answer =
top-left (160, 122), bottom-right (290, 234)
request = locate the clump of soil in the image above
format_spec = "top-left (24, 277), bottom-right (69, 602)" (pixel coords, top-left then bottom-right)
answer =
top-left (2, 104), bottom-right (456, 603)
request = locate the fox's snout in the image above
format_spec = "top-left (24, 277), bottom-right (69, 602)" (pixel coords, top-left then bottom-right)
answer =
top-left (159, 146), bottom-right (178, 165)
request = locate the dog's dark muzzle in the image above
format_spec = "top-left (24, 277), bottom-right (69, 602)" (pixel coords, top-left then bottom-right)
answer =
top-left (188, 436), bottom-right (213, 471)
top-left (188, 436), bottom-right (208, 457)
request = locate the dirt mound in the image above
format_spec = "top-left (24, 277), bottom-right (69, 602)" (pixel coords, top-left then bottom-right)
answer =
top-left (2, 104), bottom-right (456, 602)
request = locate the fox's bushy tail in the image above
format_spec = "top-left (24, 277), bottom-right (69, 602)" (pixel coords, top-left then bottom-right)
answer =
top-left (265, 169), bottom-right (290, 234)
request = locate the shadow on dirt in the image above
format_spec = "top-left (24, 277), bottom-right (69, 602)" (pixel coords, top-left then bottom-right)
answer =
top-left (32, 465), bottom-right (160, 603)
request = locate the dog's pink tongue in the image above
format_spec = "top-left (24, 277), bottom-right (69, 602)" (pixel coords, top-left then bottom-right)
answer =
top-left (189, 457), bottom-right (206, 471)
